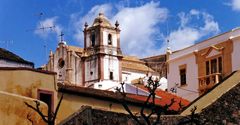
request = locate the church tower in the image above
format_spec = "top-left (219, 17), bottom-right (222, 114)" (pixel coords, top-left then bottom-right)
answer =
top-left (82, 13), bottom-right (123, 88)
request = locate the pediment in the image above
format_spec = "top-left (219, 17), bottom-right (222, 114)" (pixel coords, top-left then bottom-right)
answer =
top-left (206, 49), bottom-right (221, 58)
top-left (201, 45), bottom-right (224, 58)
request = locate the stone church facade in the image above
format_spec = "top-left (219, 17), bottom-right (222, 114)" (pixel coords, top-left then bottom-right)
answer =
top-left (44, 13), bottom-right (160, 90)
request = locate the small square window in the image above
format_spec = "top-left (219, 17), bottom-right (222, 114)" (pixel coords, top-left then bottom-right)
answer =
top-left (90, 71), bottom-right (93, 75)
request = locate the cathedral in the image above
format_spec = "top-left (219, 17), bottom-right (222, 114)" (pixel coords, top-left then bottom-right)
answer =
top-left (44, 13), bottom-right (165, 90)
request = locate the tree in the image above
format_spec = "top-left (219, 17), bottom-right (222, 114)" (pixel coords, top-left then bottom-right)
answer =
top-left (24, 94), bottom-right (63, 125)
top-left (116, 76), bottom-right (181, 125)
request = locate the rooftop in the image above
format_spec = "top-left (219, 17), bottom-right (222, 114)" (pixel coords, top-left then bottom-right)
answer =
top-left (92, 13), bottom-right (113, 27)
top-left (122, 56), bottom-right (156, 73)
top-left (133, 84), bottom-right (190, 111)
top-left (0, 48), bottom-right (34, 66)
top-left (58, 83), bottom-right (189, 112)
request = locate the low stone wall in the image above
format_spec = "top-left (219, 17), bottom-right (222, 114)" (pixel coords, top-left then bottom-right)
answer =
top-left (0, 91), bottom-right (48, 125)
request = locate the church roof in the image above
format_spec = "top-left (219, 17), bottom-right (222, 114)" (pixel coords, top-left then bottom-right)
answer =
top-left (68, 46), bottom-right (84, 53)
top-left (122, 56), bottom-right (156, 73)
top-left (0, 48), bottom-right (34, 66)
top-left (92, 13), bottom-right (113, 27)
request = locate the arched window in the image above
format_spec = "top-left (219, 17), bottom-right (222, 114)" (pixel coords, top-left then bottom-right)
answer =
top-left (108, 34), bottom-right (112, 45)
top-left (91, 31), bottom-right (95, 47)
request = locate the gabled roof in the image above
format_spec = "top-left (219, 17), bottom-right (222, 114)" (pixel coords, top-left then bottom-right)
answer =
top-left (0, 48), bottom-right (34, 66)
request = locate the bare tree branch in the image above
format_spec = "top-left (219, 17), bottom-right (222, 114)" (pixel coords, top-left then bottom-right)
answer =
top-left (27, 113), bottom-right (34, 125)
top-left (24, 101), bottom-right (48, 123)
top-left (24, 93), bottom-right (64, 125)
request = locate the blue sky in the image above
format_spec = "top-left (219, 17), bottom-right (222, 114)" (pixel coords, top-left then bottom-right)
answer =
top-left (0, 0), bottom-right (240, 67)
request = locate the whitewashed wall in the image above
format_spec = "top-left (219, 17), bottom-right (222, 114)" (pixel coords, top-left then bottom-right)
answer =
top-left (167, 53), bottom-right (199, 101)
top-left (0, 60), bottom-right (33, 68)
top-left (122, 71), bottom-right (146, 83)
top-left (231, 36), bottom-right (240, 71)
top-left (103, 55), bottom-right (119, 81)
top-left (103, 31), bottom-right (117, 47)
top-left (85, 57), bottom-right (98, 82)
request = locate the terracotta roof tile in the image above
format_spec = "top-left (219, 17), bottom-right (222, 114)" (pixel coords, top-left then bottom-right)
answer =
top-left (131, 84), bottom-right (190, 111)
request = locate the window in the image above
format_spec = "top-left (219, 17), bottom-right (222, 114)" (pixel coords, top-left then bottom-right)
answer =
top-left (211, 59), bottom-right (217, 74)
top-left (110, 71), bottom-right (113, 80)
top-left (218, 57), bottom-right (222, 73)
top-left (58, 58), bottom-right (65, 68)
top-left (179, 64), bottom-right (187, 86)
top-left (90, 71), bottom-right (93, 75)
top-left (91, 31), bottom-right (95, 47)
top-left (98, 84), bottom-right (102, 88)
top-left (38, 90), bottom-right (54, 114)
top-left (180, 69), bottom-right (186, 86)
top-left (108, 34), bottom-right (112, 45)
top-left (205, 56), bottom-right (223, 75)
top-left (206, 61), bottom-right (210, 75)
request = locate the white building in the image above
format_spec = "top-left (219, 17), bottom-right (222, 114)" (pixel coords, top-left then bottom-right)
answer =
top-left (167, 27), bottom-right (240, 101)
top-left (0, 48), bottom-right (34, 68)
top-left (45, 13), bottom-right (159, 91)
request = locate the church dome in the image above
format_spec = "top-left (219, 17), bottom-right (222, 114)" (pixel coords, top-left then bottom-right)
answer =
top-left (92, 13), bottom-right (112, 27)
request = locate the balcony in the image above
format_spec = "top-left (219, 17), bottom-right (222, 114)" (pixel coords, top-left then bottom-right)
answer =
top-left (198, 73), bottom-right (222, 93)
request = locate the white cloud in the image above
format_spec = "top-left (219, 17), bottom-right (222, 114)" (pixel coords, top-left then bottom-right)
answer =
top-left (230, 0), bottom-right (240, 11)
top-left (165, 9), bottom-right (220, 51)
top-left (72, 3), bottom-right (219, 57)
top-left (35, 17), bottom-right (62, 39)
top-left (72, 2), bottom-right (168, 57)
top-left (72, 4), bottom-right (113, 46)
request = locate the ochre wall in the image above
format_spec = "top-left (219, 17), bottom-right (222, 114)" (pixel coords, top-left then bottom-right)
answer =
top-left (0, 69), bottom-right (57, 102)
top-left (57, 92), bottom-right (150, 122)
top-left (195, 40), bottom-right (233, 78)
top-left (0, 91), bottom-right (48, 125)
top-left (0, 69), bottom-right (58, 124)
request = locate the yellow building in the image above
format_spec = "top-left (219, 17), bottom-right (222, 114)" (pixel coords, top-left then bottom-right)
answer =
top-left (0, 67), bottom-right (56, 125)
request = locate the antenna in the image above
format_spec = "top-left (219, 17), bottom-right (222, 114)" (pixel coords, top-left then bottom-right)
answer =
top-left (26, 12), bottom-right (56, 63)
top-left (166, 17), bottom-right (170, 48)
top-left (26, 12), bottom-right (56, 32)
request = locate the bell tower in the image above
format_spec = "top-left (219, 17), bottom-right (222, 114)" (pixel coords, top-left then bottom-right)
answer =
top-left (82, 13), bottom-right (123, 87)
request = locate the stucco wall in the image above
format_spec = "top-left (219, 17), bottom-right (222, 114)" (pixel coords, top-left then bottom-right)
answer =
top-left (58, 92), bottom-right (147, 122)
top-left (54, 45), bottom-right (67, 82)
top-left (122, 71), bottom-right (146, 83)
top-left (103, 55), bottom-right (119, 81)
top-left (167, 53), bottom-right (199, 101)
top-left (0, 69), bottom-right (57, 99)
top-left (0, 91), bottom-right (47, 125)
top-left (231, 36), bottom-right (240, 71)
top-left (85, 56), bottom-right (98, 83)
top-left (103, 30), bottom-right (117, 47)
